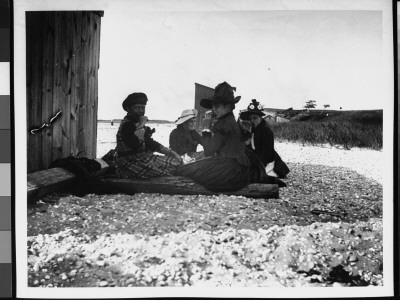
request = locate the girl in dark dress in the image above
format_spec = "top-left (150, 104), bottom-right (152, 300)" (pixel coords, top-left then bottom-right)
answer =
top-left (114, 93), bottom-right (182, 179)
top-left (175, 82), bottom-right (267, 192)
top-left (240, 99), bottom-right (277, 176)
top-left (240, 99), bottom-right (289, 179)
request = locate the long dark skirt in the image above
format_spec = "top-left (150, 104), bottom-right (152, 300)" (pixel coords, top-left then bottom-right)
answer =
top-left (244, 147), bottom-right (268, 183)
top-left (175, 157), bottom-right (251, 192)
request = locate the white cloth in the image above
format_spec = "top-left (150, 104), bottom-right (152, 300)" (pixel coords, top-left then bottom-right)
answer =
top-left (134, 125), bottom-right (145, 141)
top-left (181, 153), bottom-right (196, 164)
top-left (265, 161), bottom-right (278, 177)
top-left (134, 121), bottom-right (146, 149)
top-left (252, 134), bottom-right (278, 177)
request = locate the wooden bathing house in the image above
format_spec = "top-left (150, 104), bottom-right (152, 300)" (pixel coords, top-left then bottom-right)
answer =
top-left (26, 13), bottom-right (279, 201)
top-left (194, 83), bottom-right (214, 131)
top-left (26, 11), bottom-right (106, 200)
top-left (26, 11), bottom-right (103, 173)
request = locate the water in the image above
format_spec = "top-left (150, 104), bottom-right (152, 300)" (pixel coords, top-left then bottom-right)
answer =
top-left (97, 122), bottom-right (177, 158)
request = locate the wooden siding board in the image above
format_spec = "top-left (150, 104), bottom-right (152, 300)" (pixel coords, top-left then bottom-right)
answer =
top-left (77, 11), bottom-right (88, 158)
top-left (26, 13), bottom-right (44, 172)
top-left (92, 15), bottom-right (97, 157)
top-left (61, 12), bottom-right (73, 158)
top-left (86, 13), bottom-right (93, 158)
top-left (74, 12), bottom-right (82, 157)
top-left (52, 12), bottom-right (63, 161)
top-left (92, 14), bottom-right (101, 157)
top-left (41, 12), bottom-right (56, 170)
top-left (89, 13), bottom-right (94, 158)
top-left (69, 12), bottom-right (78, 157)
top-left (91, 13), bottom-right (100, 158)
top-left (94, 19), bottom-right (100, 156)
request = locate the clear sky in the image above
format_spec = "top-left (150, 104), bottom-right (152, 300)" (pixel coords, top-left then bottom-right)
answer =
top-left (97, 1), bottom-right (384, 121)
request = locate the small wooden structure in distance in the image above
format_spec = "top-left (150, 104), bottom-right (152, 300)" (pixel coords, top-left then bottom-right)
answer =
top-left (26, 11), bottom-right (103, 173)
top-left (194, 83), bottom-right (214, 131)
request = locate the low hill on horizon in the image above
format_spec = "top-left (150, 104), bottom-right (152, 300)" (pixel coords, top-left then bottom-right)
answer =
top-left (282, 109), bottom-right (383, 124)
top-left (269, 109), bottom-right (382, 149)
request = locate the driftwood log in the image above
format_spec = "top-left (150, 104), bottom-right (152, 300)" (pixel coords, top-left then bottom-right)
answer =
top-left (101, 176), bottom-right (279, 199)
top-left (27, 158), bottom-right (109, 202)
top-left (28, 163), bottom-right (279, 201)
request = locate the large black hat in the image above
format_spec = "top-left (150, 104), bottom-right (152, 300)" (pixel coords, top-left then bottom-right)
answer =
top-left (200, 82), bottom-right (241, 109)
top-left (239, 99), bottom-right (265, 120)
top-left (122, 93), bottom-right (148, 111)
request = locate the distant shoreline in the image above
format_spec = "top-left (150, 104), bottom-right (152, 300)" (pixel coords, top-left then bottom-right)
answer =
top-left (98, 120), bottom-right (174, 124)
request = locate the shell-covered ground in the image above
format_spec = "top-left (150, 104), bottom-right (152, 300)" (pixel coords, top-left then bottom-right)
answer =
top-left (27, 142), bottom-right (385, 289)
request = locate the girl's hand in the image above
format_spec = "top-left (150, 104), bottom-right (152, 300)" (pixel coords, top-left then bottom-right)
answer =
top-left (138, 116), bottom-right (148, 126)
top-left (161, 147), bottom-right (183, 163)
top-left (170, 149), bottom-right (183, 163)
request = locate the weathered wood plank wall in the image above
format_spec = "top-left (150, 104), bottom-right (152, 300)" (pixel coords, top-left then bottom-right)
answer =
top-left (26, 11), bottom-right (103, 173)
top-left (194, 83), bottom-right (214, 131)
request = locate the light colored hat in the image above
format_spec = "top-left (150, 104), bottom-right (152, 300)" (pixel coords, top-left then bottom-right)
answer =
top-left (175, 109), bottom-right (198, 125)
top-left (205, 110), bottom-right (212, 115)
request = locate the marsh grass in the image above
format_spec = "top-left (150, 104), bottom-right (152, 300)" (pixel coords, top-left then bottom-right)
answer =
top-left (270, 110), bottom-right (382, 150)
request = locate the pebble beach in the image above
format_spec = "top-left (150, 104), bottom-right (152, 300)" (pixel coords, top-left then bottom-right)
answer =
top-left (27, 133), bottom-right (387, 292)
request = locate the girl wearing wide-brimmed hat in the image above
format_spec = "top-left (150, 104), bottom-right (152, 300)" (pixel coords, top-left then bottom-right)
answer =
top-left (240, 99), bottom-right (289, 178)
top-left (114, 92), bottom-right (182, 179)
top-left (175, 82), bottom-right (267, 192)
top-left (169, 109), bottom-right (204, 159)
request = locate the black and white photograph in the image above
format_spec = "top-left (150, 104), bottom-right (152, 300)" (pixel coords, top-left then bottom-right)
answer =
top-left (14, 0), bottom-right (394, 298)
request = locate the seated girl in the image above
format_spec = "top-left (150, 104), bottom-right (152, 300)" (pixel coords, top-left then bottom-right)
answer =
top-left (114, 92), bottom-right (182, 179)
top-left (174, 82), bottom-right (268, 192)
top-left (169, 109), bottom-right (204, 161)
top-left (240, 99), bottom-right (289, 179)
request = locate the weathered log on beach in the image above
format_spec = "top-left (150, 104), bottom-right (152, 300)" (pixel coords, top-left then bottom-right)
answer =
top-left (101, 176), bottom-right (279, 199)
top-left (27, 158), bottom-right (109, 202)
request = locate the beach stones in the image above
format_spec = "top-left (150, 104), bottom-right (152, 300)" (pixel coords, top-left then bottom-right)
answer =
top-left (26, 142), bottom-right (383, 288)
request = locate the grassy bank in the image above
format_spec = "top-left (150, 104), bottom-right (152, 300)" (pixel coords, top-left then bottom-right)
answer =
top-left (270, 110), bottom-right (382, 150)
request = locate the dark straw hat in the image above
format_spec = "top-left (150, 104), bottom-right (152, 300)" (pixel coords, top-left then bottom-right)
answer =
top-left (122, 93), bottom-right (148, 111)
top-left (239, 99), bottom-right (265, 120)
top-left (200, 82), bottom-right (241, 109)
